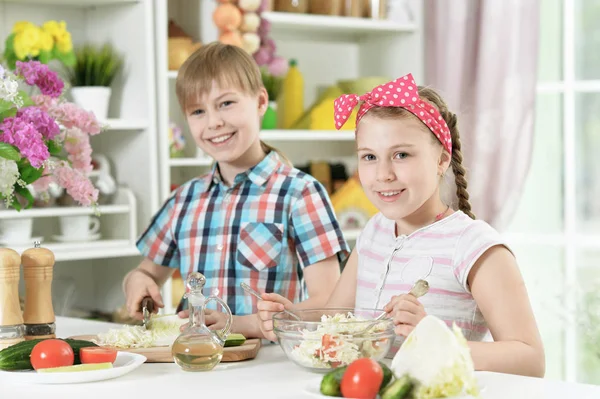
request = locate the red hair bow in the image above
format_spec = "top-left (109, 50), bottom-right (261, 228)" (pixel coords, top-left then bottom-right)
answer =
top-left (333, 73), bottom-right (452, 153)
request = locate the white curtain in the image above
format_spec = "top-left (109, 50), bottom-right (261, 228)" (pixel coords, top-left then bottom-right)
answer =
top-left (424, 0), bottom-right (540, 230)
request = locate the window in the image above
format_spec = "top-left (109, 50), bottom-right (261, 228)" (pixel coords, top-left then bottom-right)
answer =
top-left (505, 0), bottom-right (600, 383)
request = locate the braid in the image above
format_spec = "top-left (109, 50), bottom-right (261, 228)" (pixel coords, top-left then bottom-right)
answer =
top-left (444, 111), bottom-right (476, 219)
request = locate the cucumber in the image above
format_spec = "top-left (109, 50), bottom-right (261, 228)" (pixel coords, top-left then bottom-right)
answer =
top-left (378, 362), bottom-right (394, 393)
top-left (224, 333), bottom-right (246, 347)
top-left (380, 374), bottom-right (414, 399)
top-left (0, 338), bottom-right (99, 371)
top-left (320, 365), bottom-right (347, 397)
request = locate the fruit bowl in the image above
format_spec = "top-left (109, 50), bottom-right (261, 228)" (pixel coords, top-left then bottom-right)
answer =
top-left (273, 308), bottom-right (395, 373)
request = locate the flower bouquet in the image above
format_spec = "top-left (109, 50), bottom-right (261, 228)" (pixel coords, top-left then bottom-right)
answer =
top-left (0, 61), bottom-right (102, 211)
top-left (2, 20), bottom-right (76, 70)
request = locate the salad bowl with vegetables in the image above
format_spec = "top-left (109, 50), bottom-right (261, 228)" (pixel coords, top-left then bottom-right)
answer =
top-left (273, 308), bottom-right (395, 372)
top-left (311, 315), bottom-right (482, 399)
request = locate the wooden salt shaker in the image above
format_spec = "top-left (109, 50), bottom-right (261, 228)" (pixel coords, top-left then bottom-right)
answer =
top-left (0, 248), bottom-right (25, 349)
top-left (22, 241), bottom-right (56, 340)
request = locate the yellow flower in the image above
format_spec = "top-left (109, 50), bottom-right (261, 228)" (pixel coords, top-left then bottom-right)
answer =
top-left (13, 27), bottom-right (43, 59)
top-left (42, 20), bottom-right (68, 39)
top-left (39, 30), bottom-right (54, 52)
top-left (12, 21), bottom-right (36, 34)
top-left (55, 31), bottom-right (73, 53)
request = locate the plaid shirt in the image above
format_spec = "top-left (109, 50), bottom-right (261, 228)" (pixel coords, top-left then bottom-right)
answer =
top-left (137, 151), bottom-right (350, 315)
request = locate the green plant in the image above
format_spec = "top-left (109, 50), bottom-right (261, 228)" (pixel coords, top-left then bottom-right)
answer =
top-left (261, 67), bottom-right (283, 102)
top-left (69, 43), bottom-right (123, 87)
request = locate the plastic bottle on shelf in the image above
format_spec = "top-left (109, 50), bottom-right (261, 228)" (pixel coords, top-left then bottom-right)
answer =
top-left (279, 59), bottom-right (304, 129)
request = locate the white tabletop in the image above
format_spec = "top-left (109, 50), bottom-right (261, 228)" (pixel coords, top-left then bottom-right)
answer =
top-left (0, 316), bottom-right (599, 399)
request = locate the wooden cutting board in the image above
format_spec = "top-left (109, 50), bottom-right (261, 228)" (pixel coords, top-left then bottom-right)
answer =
top-left (70, 335), bottom-right (261, 363)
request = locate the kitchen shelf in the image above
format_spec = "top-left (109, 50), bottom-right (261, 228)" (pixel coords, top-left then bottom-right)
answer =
top-left (0, 187), bottom-right (135, 220)
top-left (261, 11), bottom-right (417, 37)
top-left (8, 240), bottom-right (139, 261)
top-left (0, 0), bottom-right (138, 6)
top-left (169, 157), bottom-right (213, 167)
top-left (101, 118), bottom-right (148, 131)
top-left (261, 130), bottom-right (355, 141)
top-left (0, 204), bottom-right (130, 219)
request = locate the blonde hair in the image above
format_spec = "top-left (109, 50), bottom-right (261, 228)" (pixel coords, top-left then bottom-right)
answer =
top-left (175, 41), bottom-right (292, 166)
top-left (365, 87), bottom-right (475, 219)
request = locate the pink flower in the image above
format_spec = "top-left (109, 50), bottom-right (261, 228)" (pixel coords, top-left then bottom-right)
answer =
top-left (257, 0), bottom-right (269, 12)
top-left (56, 103), bottom-right (102, 135)
top-left (268, 56), bottom-right (289, 77)
top-left (64, 128), bottom-right (93, 173)
top-left (0, 116), bottom-right (49, 168)
top-left (254, 46), bottom-right (273, 66)
top-left (17, 107), bottom-right (60, 140)
top-left (258, 18), bottom-right (271, 37)
top-left (16, 61), bottom-right (64, 98)
top-left (32, 173), bottom-right (52, 193)
top-left (53, 162), bottom-right (98, 206)
top-left (31, 94), bottom-right (59, 113)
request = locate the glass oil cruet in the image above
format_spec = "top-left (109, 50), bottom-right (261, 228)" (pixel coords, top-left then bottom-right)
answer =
top-left (171, 271), bottom-right (233, 371)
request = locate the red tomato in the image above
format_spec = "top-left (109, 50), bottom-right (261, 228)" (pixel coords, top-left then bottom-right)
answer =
top-left (340, 358), bottom-right (383, 399)
top-left (30, 339), bottom-right (75, 370)
top-left (80, 347), bottom-right (118, 364)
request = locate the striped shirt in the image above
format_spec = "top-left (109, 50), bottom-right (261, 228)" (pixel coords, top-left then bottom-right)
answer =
top-left (354, 211), bottom-right (508, 353)
top-left (137, 151), bottom-right (350, 315)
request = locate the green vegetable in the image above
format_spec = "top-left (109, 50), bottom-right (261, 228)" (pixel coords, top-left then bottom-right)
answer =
top-left (320, 365), bottom-right (347, 397)
top-left (224, 333), bottom-right (246, 347)
top-left (381, 374), bottom-right (414, 399)
top-left (379, 361), bottom-right (394, 393)
top-left (0, 338), bottom-right (98, 371)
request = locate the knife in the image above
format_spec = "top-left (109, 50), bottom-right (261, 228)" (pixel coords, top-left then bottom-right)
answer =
top-left (141, 297), bottom-right (155, 329)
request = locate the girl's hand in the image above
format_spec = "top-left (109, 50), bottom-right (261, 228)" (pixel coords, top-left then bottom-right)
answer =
top-left (256, 293), bottom-right (295, 341)
top-left (383, 294), bottom-right (427, 337)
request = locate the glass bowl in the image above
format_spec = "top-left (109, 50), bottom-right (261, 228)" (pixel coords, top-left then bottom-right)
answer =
top-left (273, 307), bottom-right (395, 373)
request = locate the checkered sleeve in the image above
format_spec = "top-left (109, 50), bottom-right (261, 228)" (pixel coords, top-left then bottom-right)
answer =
top-left (289, 180), bottom-right (350, 268)
top-left (136, 194), bottom-right (180, 268)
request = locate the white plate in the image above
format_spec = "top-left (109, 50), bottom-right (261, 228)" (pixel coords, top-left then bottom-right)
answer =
top-left (0, 236), bottom-right (44, 246)
top-left (0, 352), bottom-right (146, 384)
top-left (52, 233), bottom-right (101, 243)
top-left (304, 377), bottom-right (485, 398)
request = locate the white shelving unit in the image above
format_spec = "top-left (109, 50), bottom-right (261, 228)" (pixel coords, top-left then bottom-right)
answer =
top-left (154, 0), bottom-right (423, 313)
top-left (101, 118), bottom-right (149, 131)
top-left (261, 11), bottom-right (417, 36)
top-left (0, 0), bottom-right (158, 313)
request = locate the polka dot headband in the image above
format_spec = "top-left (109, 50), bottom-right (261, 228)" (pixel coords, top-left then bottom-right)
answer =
top-left (333, 73), bottom-right (452, 154)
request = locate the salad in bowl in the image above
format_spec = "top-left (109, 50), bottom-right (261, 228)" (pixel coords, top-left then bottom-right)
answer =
top-left (273, 308), bottom-right (395, 372)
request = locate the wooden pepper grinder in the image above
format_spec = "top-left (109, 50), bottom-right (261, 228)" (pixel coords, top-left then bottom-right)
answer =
top-left (0, 248), bottom-right (26, 349)
top-left (22, 241), bottom-right (56, 340)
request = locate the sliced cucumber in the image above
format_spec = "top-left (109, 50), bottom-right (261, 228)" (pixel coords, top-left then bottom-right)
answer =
top-left (37, 362), bottom-right (113, 373)
top-left (225, 333), bottom-right (246, 347)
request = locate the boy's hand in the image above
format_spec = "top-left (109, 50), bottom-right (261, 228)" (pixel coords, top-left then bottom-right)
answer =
top-left (124, 270), bottom-right (164, 320)
top-left (256, 293), bottom-right (295, 341)
top-left (383, 294), bottom-right (427, 337)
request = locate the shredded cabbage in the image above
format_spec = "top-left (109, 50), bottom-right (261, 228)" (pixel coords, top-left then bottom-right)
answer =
top-left (96, 315), bottom-right (186, 348)
top-left (392, 316), bottom-right (480, 399)
top-left (290, 312), bottom-right (390, 369)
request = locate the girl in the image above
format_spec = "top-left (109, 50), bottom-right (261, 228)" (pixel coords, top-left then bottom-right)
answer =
top-left (122, 42), bottom-right (350, 338)
top-left (257, 74), bottom-right (545, 377)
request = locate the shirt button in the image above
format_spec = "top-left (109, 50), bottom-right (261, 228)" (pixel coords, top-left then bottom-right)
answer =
top-left (217, 244), bottom-right (224, 251)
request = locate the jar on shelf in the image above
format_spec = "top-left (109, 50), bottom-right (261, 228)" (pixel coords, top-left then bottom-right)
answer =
top-left (343, 0), bottom-right (363, 18)
top-left (309, 0), bottom-right (343, 15)
top-left (274, 0), bottom-right (308, 13)
top-left (362, 0), bottom-right (388, 19)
